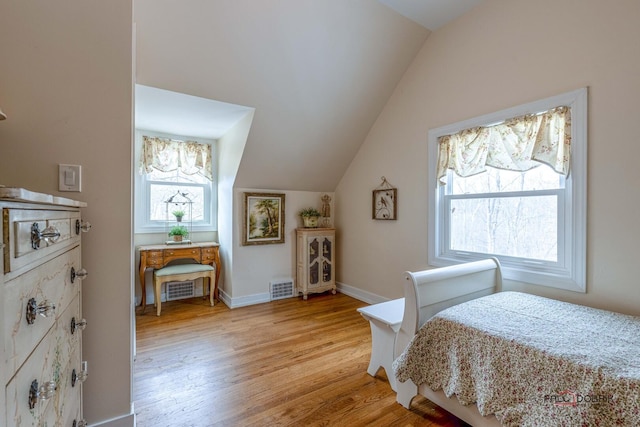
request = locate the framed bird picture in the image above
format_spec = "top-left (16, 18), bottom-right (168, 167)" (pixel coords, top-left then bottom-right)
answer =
top-left (372, 188), bottom-right (397, 220)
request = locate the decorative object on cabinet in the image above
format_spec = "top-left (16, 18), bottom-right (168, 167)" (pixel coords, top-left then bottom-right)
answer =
top-left (320, 194), bottom-right (332, 227)
top-left (0, 187), bottom-right (89, 426)
top-left (296, 228), bottom-right (336, 300)
top-left (138, 241), bottom-right (221, 312)
top-left (372, 176), bottom-right (397, 220)
top-left (242, 192), bottom-right (285, 245)
top-left (299, 207), bottom-right (321, 228)
top-left (164, 190), bottom-right (192, 244)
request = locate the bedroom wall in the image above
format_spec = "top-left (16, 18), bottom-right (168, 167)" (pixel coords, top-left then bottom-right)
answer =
top-left (228, 188), bottom-right (334, 307)
top-left (0, 0), bottom-right (135, 425)
top-left (217, 111), bottom-right (254, 303)
top-left (335, 0), bottom-right (640, 316)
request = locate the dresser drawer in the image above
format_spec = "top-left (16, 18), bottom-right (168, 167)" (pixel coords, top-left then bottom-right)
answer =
top-left (6, 322), bottom-right (60, 426)
top-left (201, 246), bottom-right (218, 263)
top-left (3, 207), bottom-right (81, 276)
top-left (5, 295), bottom-right (82, 427)
top-left (164, 247), bottom-right (201, 264)
top-left (57, 341), bottom-right (83, 426)
top-left (3, 246), bottom-right (81, 374)
top-left (145, 250), bottom-right (164, 268)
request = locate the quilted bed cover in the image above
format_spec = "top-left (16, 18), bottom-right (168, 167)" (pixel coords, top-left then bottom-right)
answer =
top-left (393, 292), bottom-right (640, 426)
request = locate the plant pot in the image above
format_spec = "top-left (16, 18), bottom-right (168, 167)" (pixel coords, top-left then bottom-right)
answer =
top-left (303, 216), bottom-right (319, 228)
top-left (172, 235), bottom-right (183, 242)
top-left (175, 217), bottom-right (183, 222)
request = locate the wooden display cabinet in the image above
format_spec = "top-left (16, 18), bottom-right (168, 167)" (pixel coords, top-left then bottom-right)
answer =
top-left (296, 228), bottom-right (336, 300)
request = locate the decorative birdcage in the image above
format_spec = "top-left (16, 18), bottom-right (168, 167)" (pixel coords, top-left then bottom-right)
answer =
top-left (164, 190), bottom-right (193, 244)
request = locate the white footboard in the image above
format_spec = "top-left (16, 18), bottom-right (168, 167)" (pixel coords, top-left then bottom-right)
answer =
top-left (394, 258), bottom-right (502, 409)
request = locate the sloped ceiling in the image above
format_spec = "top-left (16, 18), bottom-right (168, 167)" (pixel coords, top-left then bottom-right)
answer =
top-left (134, 1), bottom-right (476, 191)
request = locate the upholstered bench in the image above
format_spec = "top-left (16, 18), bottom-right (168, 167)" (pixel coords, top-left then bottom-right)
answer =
top-left (153, 264), bottom-right (216, 316)
top-left (357, 298), bottom-right (404, 391)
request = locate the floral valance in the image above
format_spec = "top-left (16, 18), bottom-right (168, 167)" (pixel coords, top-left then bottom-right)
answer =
top-left (436, 106), bottom-right (571, 185)
top-left (140, 136), bottom-right (213, 181)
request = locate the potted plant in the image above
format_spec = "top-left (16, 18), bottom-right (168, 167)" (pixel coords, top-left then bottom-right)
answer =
top-left (168, 225), bottom-right (189, 242)
top-left (172, 209), bottom-right (185, 222)
top-left (300, 207), bottom-right (321, 228)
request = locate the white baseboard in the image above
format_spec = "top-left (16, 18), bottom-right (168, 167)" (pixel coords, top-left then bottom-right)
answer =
top-left (217, 283), bottom-right (388, 309)
top-left (89, 406), bottom-right (135, 427)
top-left (219, 289), bottom-right (271, 308)
top-left (336, 281), bottom-right (388, 304)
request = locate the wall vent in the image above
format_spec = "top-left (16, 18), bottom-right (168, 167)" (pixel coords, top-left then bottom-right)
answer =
top-left (166, 280), bottom-right (195, 301)
top-left (270, 278), bottom-right (295, 301)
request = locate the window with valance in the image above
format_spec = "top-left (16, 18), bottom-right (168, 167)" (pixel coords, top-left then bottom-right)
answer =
top-left (436, 106), bottom-right (571, 185)
top-left (428, 88), bottom-right (587, 293)
top-left (140, 136), bottom-right (213, 181)
top-left (135, 134), bottom-right (216, 233)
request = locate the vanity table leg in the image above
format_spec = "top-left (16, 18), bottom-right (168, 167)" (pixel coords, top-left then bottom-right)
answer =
top-left (139, 253), bottom-right (148, 312)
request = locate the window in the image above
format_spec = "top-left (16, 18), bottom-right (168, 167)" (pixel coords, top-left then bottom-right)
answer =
top-left (428, 88), bottom-right (587, 292)
top-left (135, 131), bottom-right (216, 233)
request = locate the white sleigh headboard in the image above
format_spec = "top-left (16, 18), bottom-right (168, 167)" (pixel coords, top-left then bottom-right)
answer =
top-left (394, 258), bottom-right (502, 358)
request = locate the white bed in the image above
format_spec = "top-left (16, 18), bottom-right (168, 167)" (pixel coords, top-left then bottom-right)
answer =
top-left (392, 258), bottom-right (640, 427)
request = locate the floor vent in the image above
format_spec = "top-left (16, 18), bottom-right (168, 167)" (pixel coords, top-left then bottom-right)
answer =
top-left (166, 280), bottom-right (195, 301)
top-left (270, 278), bottom-right (295, 301)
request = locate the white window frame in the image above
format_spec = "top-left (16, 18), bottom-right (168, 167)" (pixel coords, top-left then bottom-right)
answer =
top-left (134, 130), bottom-right (217, 234)
top-left (428, 88), bottom-right (587, 292)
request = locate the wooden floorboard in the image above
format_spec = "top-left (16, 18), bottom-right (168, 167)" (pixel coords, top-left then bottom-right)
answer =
top-left (134, 292), bottom-right (466, 426)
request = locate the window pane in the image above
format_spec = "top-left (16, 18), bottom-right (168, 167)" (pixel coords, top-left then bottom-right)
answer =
top-left (449, 195), bottom-right (557, 261)
top-left (149, 184), bottom-right (205, 221)
top-left (449, 164), bottom-right (562, 195)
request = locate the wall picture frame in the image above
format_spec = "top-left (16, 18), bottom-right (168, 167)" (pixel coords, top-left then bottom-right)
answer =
top-left (372, 188), bottom-right (397, 220)
top-left (243, 192), bottom-right (286, 245)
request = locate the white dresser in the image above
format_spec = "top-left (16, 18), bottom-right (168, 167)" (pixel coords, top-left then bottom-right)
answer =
top-left (296, 228), bottom-right (336, 300)
top-left (1, 188), bottom-right (89, 427)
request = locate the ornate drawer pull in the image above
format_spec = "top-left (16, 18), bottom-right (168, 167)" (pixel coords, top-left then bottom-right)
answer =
top-left (75, 219), bottom-right (92, 234)
top-left (26, 298), bottom-right (56, 325)
top-left (28, 379), bottom-right (56, 409)
top-left (70, 267), bottom-right (88, 283)
top-left (71, 361), bottom-right (89, 387)
top-left (70, 317), bottom-right (88, 334)
top-left (30, 223), bottom-right (61, 249)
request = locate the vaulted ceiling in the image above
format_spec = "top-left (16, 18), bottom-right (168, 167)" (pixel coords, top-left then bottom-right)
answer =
top-left (134, 0), bottom-right (481, 191)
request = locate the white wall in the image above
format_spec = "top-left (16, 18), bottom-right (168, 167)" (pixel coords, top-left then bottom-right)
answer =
top-left (0, 0), bottom-right (135, 425)
top-left (217, 111), bottom-right (254, 303)
top-left (336, 0), bottom-right (640, 316)
top-left (228, 189), bottom-right (334, 307)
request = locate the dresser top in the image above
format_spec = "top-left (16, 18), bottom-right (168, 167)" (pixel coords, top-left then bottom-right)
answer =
top-left (0, 187), bottom-right (87, 207)
top-left (138, 241), bottom-right (220, 251)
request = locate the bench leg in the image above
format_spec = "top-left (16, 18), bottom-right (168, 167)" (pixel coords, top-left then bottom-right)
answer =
top-left (367, 318), bottom-right (399, 391)
top-left (154, 277), bottom-right (162, 316)
top-left (208, 272), bottom-right (215, 306)
top-left (396, 379), bottom-right (418, 408)
top-left (202, 274), bottom-right (215, 306)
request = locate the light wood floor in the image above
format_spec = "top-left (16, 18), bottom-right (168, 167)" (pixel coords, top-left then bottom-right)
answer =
top-left (134, 292), bottom-right (465, 427)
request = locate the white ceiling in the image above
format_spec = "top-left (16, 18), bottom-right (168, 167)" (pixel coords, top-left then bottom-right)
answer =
top-left (378, 0), bottom-right (482, 30)
top-left (135, 84), bottom-right (253, 139)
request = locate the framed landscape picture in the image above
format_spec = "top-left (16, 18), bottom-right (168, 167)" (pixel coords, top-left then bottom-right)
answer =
top-left (242, 192), bottom-right (286, 245)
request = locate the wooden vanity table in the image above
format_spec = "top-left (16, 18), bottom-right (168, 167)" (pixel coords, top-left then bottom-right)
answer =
top-left (138, 241), bottom-right (220, 309)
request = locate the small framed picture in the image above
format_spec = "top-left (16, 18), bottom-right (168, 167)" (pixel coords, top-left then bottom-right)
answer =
top-left (372, 188), bottom-right (397, 220)
top-left (242, 192), bottom-right (286, 245)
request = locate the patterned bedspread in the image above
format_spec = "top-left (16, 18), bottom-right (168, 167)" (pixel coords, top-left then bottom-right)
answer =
top-left (393, 292), bottom-right (640, 426)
